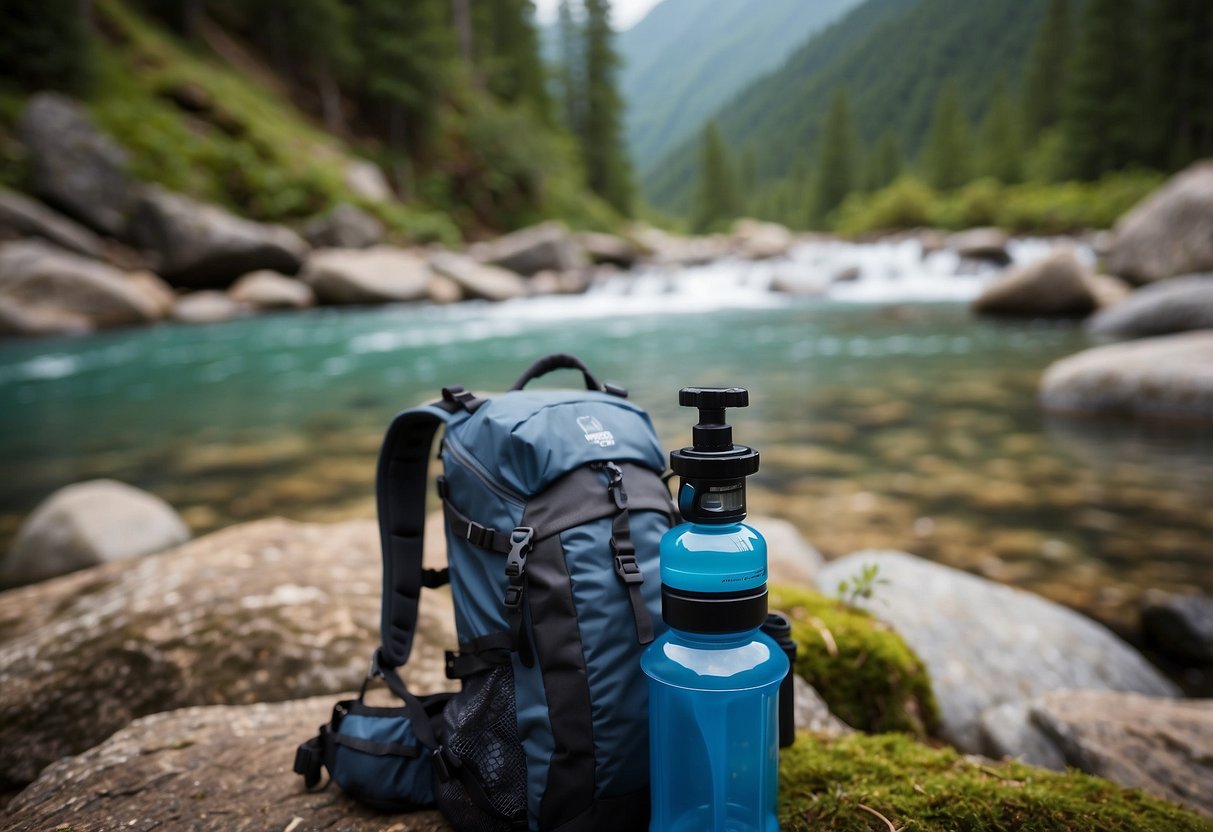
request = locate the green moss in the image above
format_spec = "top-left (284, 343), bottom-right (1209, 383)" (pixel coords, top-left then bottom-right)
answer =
top-left (779, 732), bottom-right (1212, 832)
top-left (771, 585), bottom-right (938, 737)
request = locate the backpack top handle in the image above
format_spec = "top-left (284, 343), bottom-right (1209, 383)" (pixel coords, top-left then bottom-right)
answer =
top-left (510, 352), bottom-right (627, 398)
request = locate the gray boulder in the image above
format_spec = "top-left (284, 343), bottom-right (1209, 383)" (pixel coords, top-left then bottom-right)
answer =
top-left (0, 186), bottom-right (105, 258)
top-left (1142, 593), bottom-right (1213, 664)
top-left (229, 269), bottom-right (315, 310)
top-left (1106, 161), bottom-right (1213, 284)
top-left (578, 231), bottom-right (640, 268)
top-left (18, 93), bottom-right (134, 237)
top-left (429, 251), bottom-right (526, 301)
top-left (473, 221), bottom-right (587, 275)
top-left (302, 202), bottom-right (384, 249)
top-left (947, 227), bottom-right (1010, 265)
top-left (0, 517), bottom-right (456, 792)
top-left (344, 159), bottom-right (394, 202)
top-left (1, 479), bottom-right (189, 588)
top-left (732, 218), bottom-right (795, 260)
top-left (129, 185), bottom-right (309, 287)
top-left (972, 249), bottom-right (1101, 317)
top-left (1087, 274), bottom-right (1213, 337)
top-left (757, 515), bottom-right (824, 586)
top-left (0, 240), bottom-right (164, 336)
top-left (303, 245), bottom-right (434, 305)
top-left (816, 551), bottom-right (1178, 754)
top-left (171, 290), bottom-right (250, 324)
top-left (1039, 330), bottom-right (1213, 420)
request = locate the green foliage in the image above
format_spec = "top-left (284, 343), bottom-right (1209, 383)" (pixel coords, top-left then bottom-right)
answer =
top-left (693, 122), bottom-right (740, 233)
top-left (863, 131), bottom-right (901, 193)
top-left (581, 0), bottom-right (634, 216)
top-left (921, 80), bottom-right (972, 191)
top-left (836, 177), bottom-right (937, 235)
top-left (771, 585), bottom-right (938, 736)
top-left (835, 563), bottom-right (888, 607)
top-left (0, 0), bottom-right (92, 95)
top-left (811, 87), bottom-right (857, 226)
top-left (364, 203), bottom-right (460, 247)
top-left (473, 0), bottom-right (553, 124)
top-left (1140, 0), bottom-right (1213, 171)
top-left (1021, 0), bottom-right (1071, 138)
top-left (778, 732), bottom-right (1213, 832)
top-left (978, 78), bottom-right (1022, 183)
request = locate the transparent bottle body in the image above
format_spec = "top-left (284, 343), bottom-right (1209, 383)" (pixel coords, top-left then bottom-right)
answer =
top-left (642, 627), bottom-right (786, 832)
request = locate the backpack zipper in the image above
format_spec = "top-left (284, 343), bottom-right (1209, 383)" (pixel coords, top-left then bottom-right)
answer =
top-left (443, 434), bottom-right (527, 507)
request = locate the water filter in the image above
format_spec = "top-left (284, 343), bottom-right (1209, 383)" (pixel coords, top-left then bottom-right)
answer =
top-left (642, 387), bottom-right (788, 832)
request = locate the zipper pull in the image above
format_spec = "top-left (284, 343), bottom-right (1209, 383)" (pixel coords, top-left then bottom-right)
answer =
top-left (602, 461), bottom-right (628, 510)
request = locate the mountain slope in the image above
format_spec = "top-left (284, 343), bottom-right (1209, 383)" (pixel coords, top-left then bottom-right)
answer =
top-left (619, 0), bottom-right (863, 172)
top-left (644, 0), bottom-right (1048, 214)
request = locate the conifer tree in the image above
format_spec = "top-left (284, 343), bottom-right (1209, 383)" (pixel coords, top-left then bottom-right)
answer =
top-left (979, 78), bottom-right (1022, 183)
top-left (558, 0), bottom-right (586, 138)
top-left (693, 122), bottom-right (740, 232)
top-left (582, 0), bottom-right (633, 215)
top-left (811, 87), bottom-right (857, 224)
top-left (1021, 0), bottom-right (1071, 141)
top-left (864, 131), bottom-right (901, 192)
top-left (474, 0), bottom-right (553, 123)
top-left (1141, 0), bottom-right (1213, 170)
top-left (921, 80), bottom-right (972, 190)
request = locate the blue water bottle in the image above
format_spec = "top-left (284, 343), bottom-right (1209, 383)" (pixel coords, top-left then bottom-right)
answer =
top-left (642, 387), bottom-right (788, 832)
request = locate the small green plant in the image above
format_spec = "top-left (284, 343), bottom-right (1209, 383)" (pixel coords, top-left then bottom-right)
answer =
top-left (836, 562), bottom-right (887, 606)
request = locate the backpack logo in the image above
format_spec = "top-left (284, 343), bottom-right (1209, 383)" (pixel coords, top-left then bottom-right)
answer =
top-left (577, 415), bottom-right (616, 447)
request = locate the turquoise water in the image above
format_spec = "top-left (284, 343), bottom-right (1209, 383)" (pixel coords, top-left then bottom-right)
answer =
top-left (1, 297), bottom-right (1210, 635)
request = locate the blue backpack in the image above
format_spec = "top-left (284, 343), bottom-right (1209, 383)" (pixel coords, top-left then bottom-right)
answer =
top-left (296, 354), bottom-right (674, 831)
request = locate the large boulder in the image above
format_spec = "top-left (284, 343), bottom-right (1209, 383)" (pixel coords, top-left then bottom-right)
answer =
top-left (429, 251), bottom-right (526, 301)
top-left (129, 185), bottom-right (309, 287)
top-left (344, 159), bottom-right (394, 202)
top-left (18, 93), bottom-right (134, 237)
top-left (472, 221), bottom-right (587, 275)
top-left (229, 269), bottom-right (316, 310)
top-left (816, 551), bottom-right (1178, 753)
top-left (0, 240), bottom-right (165, 336)
top-left (756, 515), bottom-right (824, 586)
top-left (302, 203), bottom-right (384, 250)
top-left (577, 231), bottom-right (640, 269)
top-left (0, 186), bottom-right (105, 258)
top-left (1087, 274), bottom-right (1213, 337)
top-left (302, 246), bottom-right (434, 305)
top-left (171, 290), bottom-right (250, 324)
top-left (972, 249), bottom-right (1102, 317)
top-left (1, 697), bottom-right (451, 832)
top-left (732, 218), bottom-right (795, 260)
top-left (1106, 161), bottom-right (1213, 284)
top-left (1141, 593), bottom-right (1213, 664)
top-left (946, 227), bottom-right (1011, 265)
top-left (1039, 331), bottom-right (1213, 420)
top-left (1, 479), bottom-right (189, 589)
top-left (0, 517), bottom-right (455, 792)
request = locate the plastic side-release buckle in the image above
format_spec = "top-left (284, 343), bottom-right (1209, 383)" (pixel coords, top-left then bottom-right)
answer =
top-left (504, 527), bottom-right (533, 578)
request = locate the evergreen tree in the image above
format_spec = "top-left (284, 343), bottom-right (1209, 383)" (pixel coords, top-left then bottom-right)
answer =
top-left (1021, 0), bottom-right (1071, 141)
top-left (693, 122), bottom-right (740, 232)
top-left (864, 131), bottom-right (901, 192)
top-left (558, 0), bottom-right (586, 138)
top-left (979, 78), bottom-right (1022, 183)
top-left (1141, 0), bottom-right (1213, 170)
top-left (811, 87), bottom-right (857, 223)
top-left (0, 0), bottom-right (90, 94)
top-left (473, 0), bottom-right (553, 123)
top-left (1061, 0), bottom-right (1142, 180)
top-left (582, 0), bottom-right (633, 215)
top-left (921, 80), bottom-right (972, 190)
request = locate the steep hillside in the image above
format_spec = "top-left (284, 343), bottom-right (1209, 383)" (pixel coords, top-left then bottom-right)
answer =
top-left (619, 0), bottom-right (863, 172)
top-left (645, 0), bottom-right (1048, 214)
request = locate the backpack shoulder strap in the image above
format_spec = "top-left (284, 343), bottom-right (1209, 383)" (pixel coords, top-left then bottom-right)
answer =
top-left (374, 400), bottom-right (459, 671)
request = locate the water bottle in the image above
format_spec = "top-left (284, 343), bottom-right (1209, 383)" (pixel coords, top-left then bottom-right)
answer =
top-left (642, 387), bottom-right (788, 832)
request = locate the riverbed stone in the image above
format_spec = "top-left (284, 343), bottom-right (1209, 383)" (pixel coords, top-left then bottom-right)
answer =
top-left (429, 250), bottom-right (526, 301)
top-left (578, 231), bottom-right (639, 268)
top-left (302, 203), bottom-right (384, 250)
top-left (732, 218), bottom-right (795, 260)
top-left (171, 290), bottom-right (250, 324)
top-left (1141, 593), bottom-right (1213, 664)
top-left (1106, 161), bottom-right (1213, 284)
top-left (472, 221), bottom-right (587, 275)
top-left (815, 551), bottom-right (1179, 754)
top-left (229, 269), bottom-right (315, 310)
top-left (1, 696), bottom-right (452, 832)
top-left (0, 517), bottom-right (456, 792)
top-left (946, 227), bottom-right (1010, 265)
top-left (758, 515), bottom-right (824, 586)
top-left (1, 479), bottom-right (189, 589)
top-left (0, 186), bottom-right (105, 258)
top-left (129, 185), bottom-right (309, 287)
top-left (972, 249), bottom-right (1099, 317)
top-left (1039, 330), bottom-right (1213, 420)
top-left (1087, 274), bottom-right (1213, 338)
top-left (303, 246), bottom-right (434, 305)
top-left (18, 93), bottom-right (134, 237)
top-left (977, 700), bottom-right (1067, 769)
top-left (344, 159), bottom-right (394, 202)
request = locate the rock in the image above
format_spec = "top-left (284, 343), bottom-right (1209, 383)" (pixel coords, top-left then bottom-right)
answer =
top-left (1086, 272), bottom-right (1132, 309)
top-left (1029, 690), bottom-right (1213, 818)
top-left (344, 159), bottom-right (394, 202)
top-left (947, 227), bottom-right (1010, 265)
top-left (792, 675), bottom-right (853, 739)
top-left (0, 240), bottom-right (164, 336)
top-left (732, 218), bottom-right (795, 260)
top-left (1, 696), bottom-right (451, 832)
top-left (757, 515), bottom-right (824, 586)
top-left (229, 270), bottom-right (315, 310)
top-left (126, 269), bottom-right (178, 317)
top-left (578, 231), bottom-right (640, 268)
top-left (427, 273), bottom-right (463, 304)
top-left (831, 265), bottom-right (861, 283)
top-left (302, 246), bottom-right (434, 305)
top-left (0, 186), bottom-right (105, 258)
top-left (129, 185), bottom-right (309, 287)
top-left (473, 221), bottom-right (587, 275)
top-left (1, 479), bottom-right (189, 588)
top-left (1087, 274), bottom-right (1213, 337)
top-left (1142, 593), bottom-right (1213, 664)
top-left (1106, 161), bottom-right (1213, 284)
top-left (429, 251), bottom-right (526, 301)
top-left (0, 518), bottom-right (456, 791)
top-left (977, 700), bottom-right (1067, 770)
top-left (1039, 331), bottom-right (1213, 420)
top-left (18, 93), bottom-right (134, 237)
top-left (972, 250), bottom-right (1098, 317)
top-left (302, 203), bottom-right (384, 250)
top-left (632, 226), bottom-right (731, 267)
top-left (815, 551), bottom-right (1178, 753)
top-left (171, 290), bottom-right (250, 324)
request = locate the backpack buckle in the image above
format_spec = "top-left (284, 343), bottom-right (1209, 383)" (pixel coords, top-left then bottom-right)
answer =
top-left (441, 385), bottom-right (485, 413)
top-left (504, 527), bottom-right (534, 578)
top-left (613, 552), bottom-right (644, 585)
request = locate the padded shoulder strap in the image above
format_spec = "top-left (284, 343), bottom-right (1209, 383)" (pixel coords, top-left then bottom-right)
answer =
top-left (376, 402), bottom-right (457, 670)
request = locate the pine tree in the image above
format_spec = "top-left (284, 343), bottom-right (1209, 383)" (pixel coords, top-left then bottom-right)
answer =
top-left (811, 87), bottom-right (857, 223)
top-left (921, 80), bottom-right (972, 190)
top-left (1061, 0), bottom-right (1142, 180)
top-left (979, 78), bottom-right (1022, 183)
top-left (473, 0), bottom-right (553, 123)
top-left (1021, 0), bottom-right (1072, 141)
top-left (1141, 0), bottom-right (1213, 170)
top-left (582, 0), bottom-right (633, 215)
top-left (864, 131), bottom-right (901, 192)
top-left (558, 0), bottom-right (586, 138)
top-left (693, 122), bottom-right (740, 232)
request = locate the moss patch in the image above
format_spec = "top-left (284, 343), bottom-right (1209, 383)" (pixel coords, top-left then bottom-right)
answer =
top-left (771, 585), bottom-right (938, 737)
top-left (779, 732), bottom-right (1212, 831)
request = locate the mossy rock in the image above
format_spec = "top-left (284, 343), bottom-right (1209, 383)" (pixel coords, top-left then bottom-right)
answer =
top-left (778, 732), bottom-right (1213, 831)
top-left (771, 585), bottom-right (939, 736)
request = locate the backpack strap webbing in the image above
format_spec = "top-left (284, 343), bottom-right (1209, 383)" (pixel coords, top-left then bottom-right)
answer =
top-left (375, 400), bottom-right (460, 670)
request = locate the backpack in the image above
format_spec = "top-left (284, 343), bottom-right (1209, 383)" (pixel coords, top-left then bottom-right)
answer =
top-left (296, 353), bottom-right (675, 831)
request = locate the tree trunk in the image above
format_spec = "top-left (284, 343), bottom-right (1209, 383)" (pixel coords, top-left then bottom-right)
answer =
top-left (389, 102), bottom-right (414, 201)
top-left (452, 0), bottom-right (474, 66)
top-left (318, 61), bottom-right (345, 136)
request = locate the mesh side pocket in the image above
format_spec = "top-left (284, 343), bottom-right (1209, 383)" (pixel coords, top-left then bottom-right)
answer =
top-left (436, 663), bottom-right (528, 831)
